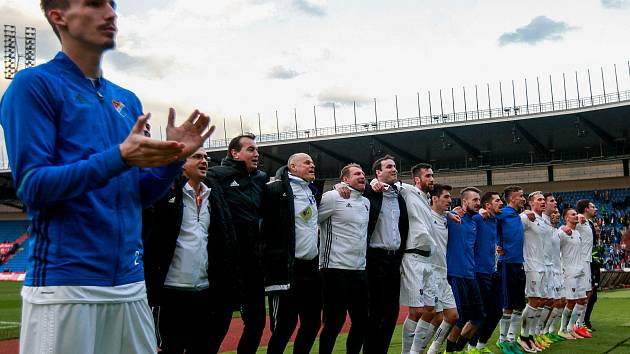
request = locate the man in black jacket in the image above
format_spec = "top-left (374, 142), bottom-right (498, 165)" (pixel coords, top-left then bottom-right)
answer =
top-left (207, 133), bottom-right (269, 353)
top-left (262, 153), bottom-right (322, 354)
top-left (143, 147), bottom-right (240, 353)
top-left (363, 155), bottom-right (409, 353)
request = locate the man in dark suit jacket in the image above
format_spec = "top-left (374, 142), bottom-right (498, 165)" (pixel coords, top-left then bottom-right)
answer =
top-left (363, 155), bottom-right (409, 353)
top-left (143, 147), bottom-right (240, 353)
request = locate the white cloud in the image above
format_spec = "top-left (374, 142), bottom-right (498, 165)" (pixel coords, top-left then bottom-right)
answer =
top-left (498, 16), bottom-right (577, 46)
top-left (601, 0), bottom-right (630, 8)
top-left (267, 65), bottom-right (302, 79)
top-left (294, 0), bottom-right (327, 16)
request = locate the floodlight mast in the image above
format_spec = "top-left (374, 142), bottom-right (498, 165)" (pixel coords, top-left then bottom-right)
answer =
top-left (4, 25), bottom-right (17, 80)
top-left (3, 25), bottom-right (37, 80)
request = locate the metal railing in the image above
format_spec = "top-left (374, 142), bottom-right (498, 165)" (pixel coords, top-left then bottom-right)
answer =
top-left (206, 90), bottom-right (630, 150)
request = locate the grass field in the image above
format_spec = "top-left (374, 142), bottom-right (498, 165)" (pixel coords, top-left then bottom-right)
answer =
top-left (1, 281), bottom-right (629, 353)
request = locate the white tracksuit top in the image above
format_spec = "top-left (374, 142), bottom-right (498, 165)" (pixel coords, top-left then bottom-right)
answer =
top-left (318, 188), bottom-right (370, 270)
top-left (399, 183), bottom-right (434, 254)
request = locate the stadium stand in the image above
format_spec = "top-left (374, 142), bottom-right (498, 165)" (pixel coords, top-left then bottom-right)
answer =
top-left (0, 221), bottom-right (30, 273)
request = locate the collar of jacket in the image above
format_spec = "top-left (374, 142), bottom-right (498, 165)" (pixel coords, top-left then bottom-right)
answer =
top-left (276, 165), bottom-right (319, 195)
top-left (53, 51), bottom-right (106, 87)
top-left (221, 156), bottom-right (256, 175)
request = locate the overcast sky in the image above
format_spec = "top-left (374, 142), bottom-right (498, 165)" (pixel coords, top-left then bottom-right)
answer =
top-left (1, 0), bottom-right (629, 144)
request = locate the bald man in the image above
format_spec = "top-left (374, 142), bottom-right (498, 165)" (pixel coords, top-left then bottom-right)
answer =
top-left (262, 153), bottom-right (322, 354)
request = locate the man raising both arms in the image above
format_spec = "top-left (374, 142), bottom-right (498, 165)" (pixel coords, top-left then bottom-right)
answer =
top-left (1, 1), bottom-right (214, 353)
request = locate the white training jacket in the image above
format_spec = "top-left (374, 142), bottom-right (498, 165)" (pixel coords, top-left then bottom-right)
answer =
top-left (399, 183), bottom-right (434, 255)
top-left (318, 188), bottom-right (370, 270)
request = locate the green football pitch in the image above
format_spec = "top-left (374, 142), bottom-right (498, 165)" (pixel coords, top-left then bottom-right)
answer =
top-left (1, 281), bottom-right (629, 353)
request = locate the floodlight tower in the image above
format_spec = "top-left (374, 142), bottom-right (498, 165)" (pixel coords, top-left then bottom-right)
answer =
top-left (3, 25), bottom-right (37, 80)
top-left (3, 25), bottom-right (17, 79)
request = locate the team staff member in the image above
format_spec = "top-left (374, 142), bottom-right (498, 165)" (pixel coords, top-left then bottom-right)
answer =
top-left (363, 155), bottom-right (409, 354)
top-left (1, 1), bottom-right (214, 353)
top-left (262, 153), bottom-right (322, 354)
top-left (496, 186), bottom-right (528, 354)
top-left (469, 191), bottom-right (504, 354)
top-left (144, 147), bottom-right (239, 353)
top-left (318, 163), bottom-right (371, 354)
top-left (208, 133), bottom-right (269, 353)
top-left (444, 187), bottom-right (485, 353)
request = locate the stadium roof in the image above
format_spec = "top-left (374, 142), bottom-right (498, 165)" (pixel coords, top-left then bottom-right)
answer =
top-left (207, 91), bottom-right (630, 179)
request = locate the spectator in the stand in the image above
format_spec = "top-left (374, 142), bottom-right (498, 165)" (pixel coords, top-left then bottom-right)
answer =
top-left (144, 147), bottom-right (240, 353)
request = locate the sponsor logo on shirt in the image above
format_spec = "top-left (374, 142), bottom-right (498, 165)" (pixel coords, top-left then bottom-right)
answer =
top-left (111, 99), bottom-right (129, 118)
top-left (346, 203), bottom-right (352, 208)
top-left (230, 180), bottom-right (240, 187)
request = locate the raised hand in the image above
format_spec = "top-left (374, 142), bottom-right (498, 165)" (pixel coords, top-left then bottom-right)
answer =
top-left (561, 225), bottom-right (573, 235)
top-left (166, 108), bottom-right (215, 159)
top-left (447, 212), bottom-right (462, 224)
top-left (525, 210), bottom-right (536, 222)
top-left (120, 113), bottom-right (185, 167)
top-left (334, 183), bottom-right (351, 199)
top-left (478, 208), bottom-right (489, 220)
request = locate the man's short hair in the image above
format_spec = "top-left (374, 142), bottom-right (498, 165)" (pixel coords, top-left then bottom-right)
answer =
top-left (430, 183), bottom-right (452, 198)
top-left (576, 199), bottom-right (591, 214)
top-left (543, 192), bottom-right (554, 201)
top-left (372, 155), bottom-right (396, 175)
top-left (563, 207), bottom-right (576, 219)
top-left (411, 163), bottom-right (432, 178)
top-left (41, 0), bottom-right (70, 41)
top-left (340, 163), bottom-right (362, 180)
top-left (503, 185), bottom-right (523, 201)
top-left (481, 191), bottom-right (500, 207)
top-left (527, 190), bottom-right (543, 201)
top-left (227, 133), bottom-right (256, 156)
top-left (460, 186), bottom-right (481, 197)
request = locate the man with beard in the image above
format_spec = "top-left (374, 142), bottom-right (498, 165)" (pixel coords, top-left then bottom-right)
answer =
top-left (398, 163), bottom-right (439, 354)
top-left (443, 187), bottom-right (485, 353)
top-left (318, 163), bottom-right (370, 354)
top-left (207, 133), bottom-right (269, 352)
top-left (262, 153), bottom-right (322, 354)
top-left (144, 147), bottom-right (239, 353)
top-left (363, 155), bottom-right (409, 353)
top-left (496, 186), bottom-right (527, 354)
